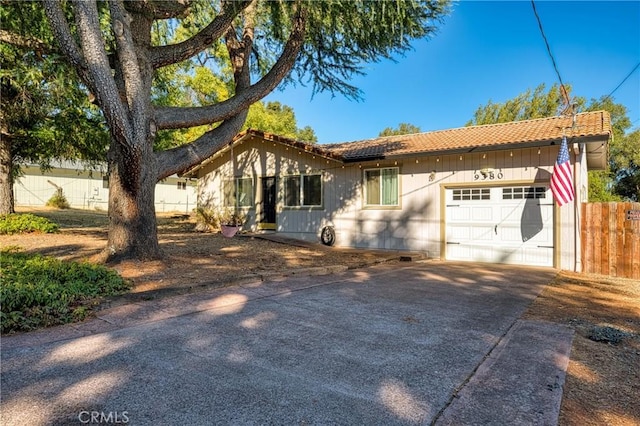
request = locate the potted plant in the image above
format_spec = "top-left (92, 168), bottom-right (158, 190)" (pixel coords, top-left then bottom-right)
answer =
top-left (220, 208), bottom-right (245, 238)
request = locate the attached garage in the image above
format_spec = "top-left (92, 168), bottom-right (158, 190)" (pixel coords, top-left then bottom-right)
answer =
top-left (445, 186), bottom-right (554, 267)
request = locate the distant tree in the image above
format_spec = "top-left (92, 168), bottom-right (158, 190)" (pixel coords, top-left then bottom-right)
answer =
top-left (466, 83), bottom-right (585, 126)
top-left (467, 84), bottom-right (638, 201)
top-left (244, 101), bottom-right (317, 142)
top-left (379, 123), bottom-right (422, 137)
top-left (26, 0), bottom-right (450, 261)
top-left (0, 2), bottom-right (108, 214)
top-left (586, 97), bottom-right (639, 201)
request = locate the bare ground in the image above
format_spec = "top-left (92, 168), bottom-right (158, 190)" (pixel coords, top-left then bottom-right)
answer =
top-left (3, 207), bottom-right (639, 425)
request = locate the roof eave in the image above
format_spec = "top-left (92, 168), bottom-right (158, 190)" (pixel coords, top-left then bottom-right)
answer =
top-left (339, 133), bottom-right (612, 163)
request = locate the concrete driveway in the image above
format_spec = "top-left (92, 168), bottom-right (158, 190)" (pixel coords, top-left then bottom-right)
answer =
top-left (1, 261), bottom-right (572, 425)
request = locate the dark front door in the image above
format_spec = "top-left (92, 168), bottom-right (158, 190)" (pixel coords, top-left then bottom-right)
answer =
top-left (260, 177), bottom-right (276, 229)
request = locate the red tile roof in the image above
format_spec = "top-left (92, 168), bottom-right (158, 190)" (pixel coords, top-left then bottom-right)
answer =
top-left (183, 111), bottom-right (611, 176)
top-left (322, 110), bottom-right (611, 161)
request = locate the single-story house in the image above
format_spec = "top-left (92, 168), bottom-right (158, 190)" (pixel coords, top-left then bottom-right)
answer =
top-left (15, 160), bottom-right (197, 213)
top-left (183, 111), bottom-right (611, 271)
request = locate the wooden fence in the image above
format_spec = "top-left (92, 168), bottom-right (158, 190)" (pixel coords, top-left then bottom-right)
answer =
top-left (581, 202), bottom-right (640, 279)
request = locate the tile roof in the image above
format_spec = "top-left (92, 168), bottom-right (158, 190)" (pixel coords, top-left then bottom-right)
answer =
top-left (183, 111), bottom-right (611, 177)
top-left (322, 110), bottom-right (611, 161)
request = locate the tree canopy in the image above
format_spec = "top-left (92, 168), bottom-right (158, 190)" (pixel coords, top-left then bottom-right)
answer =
top-left (466, 84), bottom-right (639, 201)
top-left (378, 122), bottom-right (422, 137)
top-left (9, 0), bottom-right (450, 260)
top-left (466, 83), bottom-right (585, 126)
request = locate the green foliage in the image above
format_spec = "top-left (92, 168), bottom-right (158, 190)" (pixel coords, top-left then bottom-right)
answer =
top-left (0, 213), bottom-right (59, 234)
top-left (379, 123), bottom-right (422, 137)
top-left (466, 84), bottom-right (586, 126)
top-left (588, 171), bottom-right (623, 202)
top-left (243, 101), bottom-right (317, 142)
top-left (45, 188), bottom-right (70, 209)
top-left (0, 1), bottom-right (108, 214)
top-left (586, 99), bottom-right (639, 201)
top-left (291, 0), bottom-right (451, 99)
top-left (0, 248), bottom-right (131, 333)
top-left (466, 84), bottom-right (639, 201)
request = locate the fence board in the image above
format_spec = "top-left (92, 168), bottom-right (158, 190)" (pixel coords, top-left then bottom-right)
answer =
top-left (601, 203), bottom-right (610, 275)
top-left (581, 202), bottom-right (640, 279)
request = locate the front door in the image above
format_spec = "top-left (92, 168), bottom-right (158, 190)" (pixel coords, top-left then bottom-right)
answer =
top-left (260, 177), bottom-right (277, 229)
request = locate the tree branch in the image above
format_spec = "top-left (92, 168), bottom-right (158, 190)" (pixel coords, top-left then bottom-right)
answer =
top-left (149, 0), bottom-right (251, 69)
top-left (73, 0), bottom-right (133, 147)
top-left (43, 0), bottom-right (92, 87)
top-left (155, 1), bottom-right (260, 179)
top-left (108, 0), bottom-right (148, 145)
top-left (154, 5), bottom-right (307, 130)
top-left (124, 0), bottom-right (190, 20)
top-left (0, 30), bottom-right (51, 53)
top-left (155, 112), bottom-right (248, 180)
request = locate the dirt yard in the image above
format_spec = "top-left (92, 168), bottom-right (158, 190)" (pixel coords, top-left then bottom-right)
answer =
top-left (3, 208), bottom-right (639, 425)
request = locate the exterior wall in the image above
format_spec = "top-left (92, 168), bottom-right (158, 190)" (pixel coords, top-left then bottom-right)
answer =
top-left (198, 139), bottom-right (581, 270)
top-left (15, 164), bottom-right (196, 213)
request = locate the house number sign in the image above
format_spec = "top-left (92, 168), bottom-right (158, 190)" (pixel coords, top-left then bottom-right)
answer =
top-left (627, 210), bottom-right (640, 221)
top-left (474, 169), bottom-right (504, 181)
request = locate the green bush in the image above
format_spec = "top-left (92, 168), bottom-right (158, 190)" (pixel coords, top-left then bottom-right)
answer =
top-left (0, 248), bottom-right (131, 333)
top-left (0, 213), bottom-right (59, 235)
top-left (46, 188), bottom-right (70, 209)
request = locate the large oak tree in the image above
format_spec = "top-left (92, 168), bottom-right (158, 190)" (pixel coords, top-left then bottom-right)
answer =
top-left (36, 0), bottom-right (449, 261)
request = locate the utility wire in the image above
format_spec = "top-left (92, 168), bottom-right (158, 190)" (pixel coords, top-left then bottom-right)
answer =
top-left (531, 0), bottom-right (570, 107)
top-left (602, 62), bottom-right (640, 103)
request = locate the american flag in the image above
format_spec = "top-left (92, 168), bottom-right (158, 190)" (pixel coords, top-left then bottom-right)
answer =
top-left (550, 136), bottom-right (575, 206)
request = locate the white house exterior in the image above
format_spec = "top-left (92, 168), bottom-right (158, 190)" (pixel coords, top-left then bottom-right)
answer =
top-left (15, 161), bottom-right (197, 213)
top-left (184, 111), bottom-right (611, 271)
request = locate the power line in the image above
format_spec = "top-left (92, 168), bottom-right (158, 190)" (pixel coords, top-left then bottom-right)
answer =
top-left (602, 62), bottom-right (640, 103)
top-left (531, 0), bottom-right (570, 107)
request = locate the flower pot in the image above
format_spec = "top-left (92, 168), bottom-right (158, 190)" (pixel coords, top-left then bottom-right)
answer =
top-left (221, 224), bottom-right (241, 238)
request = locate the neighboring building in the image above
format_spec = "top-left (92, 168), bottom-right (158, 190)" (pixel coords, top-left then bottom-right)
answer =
top-left (15, 160), bottom-right (197, 213)
top-left (183, 111), bottom-right (611, 271)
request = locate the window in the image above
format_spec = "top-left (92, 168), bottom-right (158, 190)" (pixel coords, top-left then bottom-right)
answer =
top-left (502, 186), bottom-right (546, 200)
top-left (177, 181), bottom-right (187, 190)
top-left (452, 188), bottom-right (490, 201)
top-left (224, 177), bottom-right (253, 207)
top-left (102, 176), bottom-right (109, 189)
top-left (365, 167), bottom-right (399, 206)
top-left (283, 174), bottom-right (322, 207)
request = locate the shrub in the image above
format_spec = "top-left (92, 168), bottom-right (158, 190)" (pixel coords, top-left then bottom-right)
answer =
top-left (0, 213), bottom-right (59, 235)
top-left (0, 248), bottom-right (131, 333)
top-left (194, 206), bottom-right (246, 232)
top-left (194, 206), bottom-right (220, 232)
top-left (46, 188), bottom-right (70, 209)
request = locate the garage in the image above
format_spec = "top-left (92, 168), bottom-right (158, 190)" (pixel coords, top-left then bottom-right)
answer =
top-left (445, 186), bottom-right (554, 267)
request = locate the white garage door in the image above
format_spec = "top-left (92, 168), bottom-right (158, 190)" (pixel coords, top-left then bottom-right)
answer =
top-left (445, 186), bottom-right (554, 267)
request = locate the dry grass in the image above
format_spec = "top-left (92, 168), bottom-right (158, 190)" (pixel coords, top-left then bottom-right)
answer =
top-left (4, 207), bottom-right (639, 425)
top-left (523, 272), bottom-right (640, 426)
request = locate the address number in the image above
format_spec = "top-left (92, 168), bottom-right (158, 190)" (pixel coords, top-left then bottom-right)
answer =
top-left (474, 170), bottom-right (504, 180)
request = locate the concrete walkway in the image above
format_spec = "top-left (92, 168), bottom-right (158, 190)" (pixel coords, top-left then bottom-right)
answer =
top-left (1, 261), bottom-right (572, 425)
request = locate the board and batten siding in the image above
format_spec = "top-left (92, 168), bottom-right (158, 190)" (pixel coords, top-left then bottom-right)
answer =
top-left (199, 139), bottom-right (582, 270)
top-left (15, 165), bottom-right (197, 213)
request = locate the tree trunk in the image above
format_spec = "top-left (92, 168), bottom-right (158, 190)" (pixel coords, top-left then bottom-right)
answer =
top-left (0, 135), bottom-right (15, 214)
top-left (105, 140), bottom-right (160, 261)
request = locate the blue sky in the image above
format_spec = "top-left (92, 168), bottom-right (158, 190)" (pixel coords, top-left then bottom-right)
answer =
top-left (265, 1), bottom-right (640, 144)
